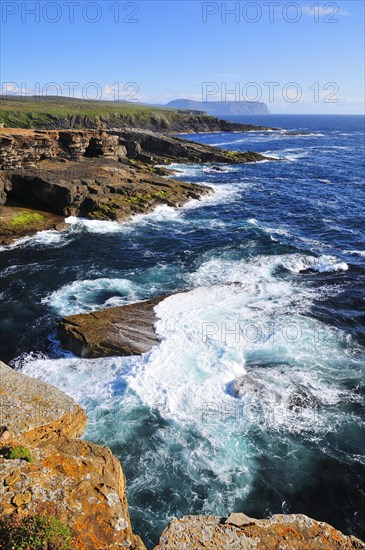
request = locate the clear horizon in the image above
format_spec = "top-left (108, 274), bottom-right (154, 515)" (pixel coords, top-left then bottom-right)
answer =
top-left (1, 0), bottom-right (364, 114)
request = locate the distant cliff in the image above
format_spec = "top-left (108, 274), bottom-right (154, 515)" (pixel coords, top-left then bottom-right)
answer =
top-left (0, 96), bottom-right (271, 132)
top-left (166, 99), bottom-right (270, 116)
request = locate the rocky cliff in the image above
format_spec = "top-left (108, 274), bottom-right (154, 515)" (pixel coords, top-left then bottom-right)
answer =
top-left (0, 96), bottom-right (274, 133)
top-left (155, 513), bottom-right (365, 549)
top-left (0, 127), bottom-right (269, 172)
top-left (0, 361), bottom-right (146, 549)
top-left (1, 361), bottom-right (364, 549)
top-left (0, 128), bottom-right (272, 244)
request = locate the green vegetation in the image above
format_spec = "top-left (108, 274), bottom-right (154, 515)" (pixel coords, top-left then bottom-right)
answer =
top-left (88, 201), bottom-right (118, 221)
top-left (9, 212), bottom-right (45, 228)
top-left (125, 193), bottom-right (154, 204)
top-left (88, 191), bottom-right (169, 220)
top-left (1, 446), bottom-right (34, 463)
top-left (224, 150), bottom-right (241, 161)
top-left (124, 196), bottom-right (141, 204)
top-left (0, 514), bottom-right (73, 550)
top-left (0, 95), bottom-right (183, 129)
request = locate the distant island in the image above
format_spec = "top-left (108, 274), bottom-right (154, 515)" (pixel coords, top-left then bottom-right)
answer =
top-left (165, 99), bottom-right (270, 116)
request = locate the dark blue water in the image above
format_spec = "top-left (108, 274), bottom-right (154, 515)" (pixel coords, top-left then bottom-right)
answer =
top-left (0, 115), bottom-right (364, 548)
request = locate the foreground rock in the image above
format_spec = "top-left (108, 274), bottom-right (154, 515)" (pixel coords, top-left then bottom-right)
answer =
top-left (155, 513), bottom-right (365, 549)
top-left (0, 361), bottom-right (86, 447)
top-left (0, 361), bottom-right (145, 549)
top-left (58, 296), bottom-right (165, 358)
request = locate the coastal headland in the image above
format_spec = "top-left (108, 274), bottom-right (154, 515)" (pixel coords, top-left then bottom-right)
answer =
top-left (0, 125), bottom-right (273, 245)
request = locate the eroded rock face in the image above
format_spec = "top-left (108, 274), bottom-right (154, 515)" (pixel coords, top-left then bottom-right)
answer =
top-left (0, 362), bottom-right (146, 549)
top-left (2, 157), bottom-right (211, 219)
top-left (0, 127), bottom-right (271, 173)
top-left (155, 513), bottom-right (365, 549)
top-left (58, 296), bottom-right (166, 358)
top-left (0, 129), bottom-right (123, 170)
top-left (0, 127), bottom-right (273, 245)
top-left (110, 128), bottom-right (269, 165)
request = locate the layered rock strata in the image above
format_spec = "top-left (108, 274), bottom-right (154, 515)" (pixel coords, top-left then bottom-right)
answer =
top-left (0, 127), bottom-right (272, 243)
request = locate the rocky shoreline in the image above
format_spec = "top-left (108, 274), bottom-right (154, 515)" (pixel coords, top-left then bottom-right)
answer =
top-left (1, 361), bottom-right (363, 549)
top-left (1, 120), bottom-right (364, 548)
top-left (0, 361), bottom-right (145, 549)
top-left (0, 127), bottom-right (273, 245)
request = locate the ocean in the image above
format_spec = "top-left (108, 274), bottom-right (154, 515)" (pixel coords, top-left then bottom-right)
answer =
top-left (1, 114), bottom-right (364, 548)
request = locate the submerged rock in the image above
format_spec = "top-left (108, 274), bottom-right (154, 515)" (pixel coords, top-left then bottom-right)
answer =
top-left (155, 513), bottom-right (365, 549)
top-left (58, 296), bottom-right (166, 358)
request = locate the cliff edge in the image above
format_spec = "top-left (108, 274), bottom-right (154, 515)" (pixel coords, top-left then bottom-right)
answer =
top-left (0, 361), bottom-right (146, 549)
top-left (155, 514), bottom-right (365, 549)
top-left (1, 361), bottom-right (364, 549)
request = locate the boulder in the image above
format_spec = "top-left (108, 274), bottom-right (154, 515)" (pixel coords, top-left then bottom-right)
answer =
top-left (58, 296), bottom-right (166, 358)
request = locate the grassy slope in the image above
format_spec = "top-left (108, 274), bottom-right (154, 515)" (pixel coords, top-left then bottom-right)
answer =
top-left (0, 96), bottom-right (183, 128)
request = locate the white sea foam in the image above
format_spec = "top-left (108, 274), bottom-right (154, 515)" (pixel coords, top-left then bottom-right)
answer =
top-left (125, 254), bottom-right (358, 436)
top-left (20, 252), bottom-right (361, 437)
top-left (65, 216), bottom-right (132, 234)
top-left (43, 261), bottom-right (183, 316)
top-left (283, 254), bottom-right (349, 274)
top-left (0, 217), bottom-right (133, 252)
top-left (202, 165), bottom-right (239, 173)
top-left (42, 277), bottom-right (143, 316)
top-left (0, 229), bottom-right (67, 251)
top-left (267, 148), bottom-right (310, 161)
top-left (16, 249), bottom-right (364, 527)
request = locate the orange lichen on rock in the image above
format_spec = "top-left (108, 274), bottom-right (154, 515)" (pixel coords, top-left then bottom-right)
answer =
top-left (0, 361), bottom-right (145, 549)
top-left (155, 514), bottom-right (365, 549)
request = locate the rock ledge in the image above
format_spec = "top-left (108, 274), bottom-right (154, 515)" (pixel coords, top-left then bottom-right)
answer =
top-left (155, 513), bottom-right (365, 549)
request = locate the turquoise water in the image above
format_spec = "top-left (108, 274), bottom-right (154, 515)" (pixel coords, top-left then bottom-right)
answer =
top-left (0, 115), bottom-right (364, 547)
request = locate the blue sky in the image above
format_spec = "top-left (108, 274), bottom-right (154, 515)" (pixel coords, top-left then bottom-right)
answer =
top-left (1, 0), bottom-right (364, 113)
